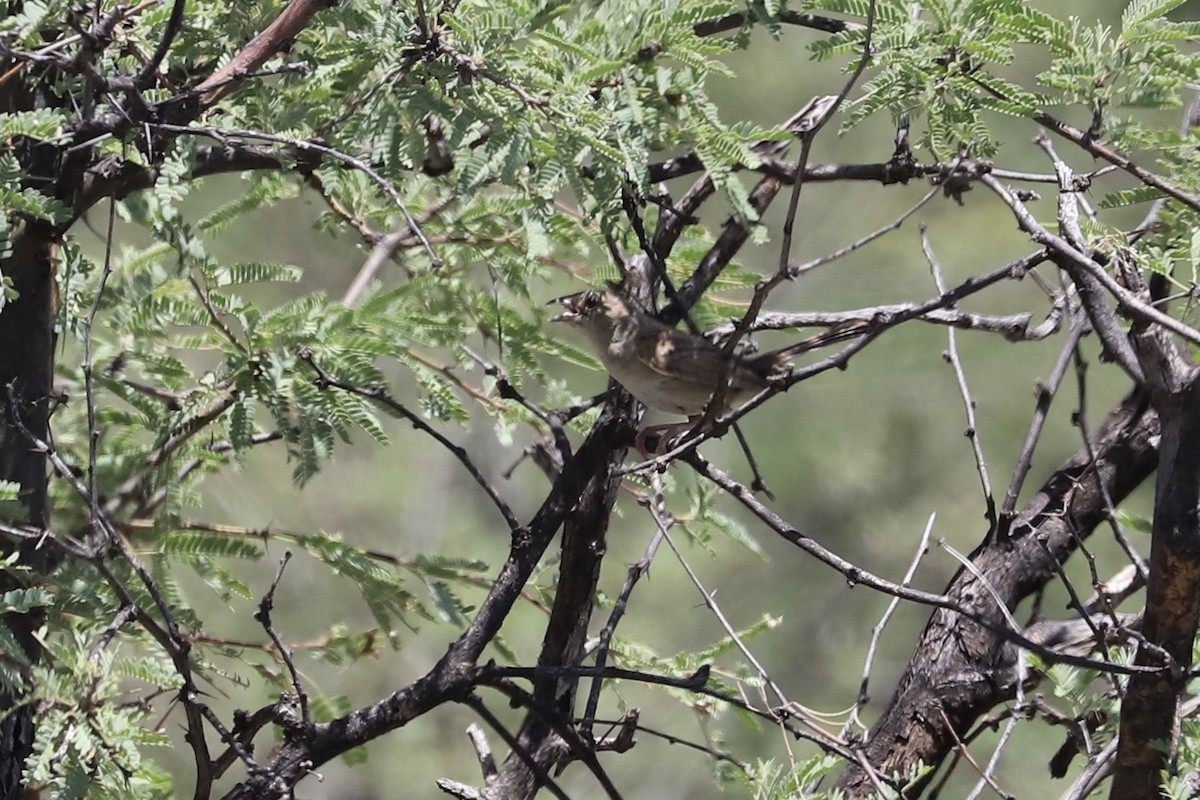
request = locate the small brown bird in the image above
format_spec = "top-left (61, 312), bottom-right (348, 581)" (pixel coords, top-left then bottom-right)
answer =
top-left (552, 288), bottom-right (865, 452)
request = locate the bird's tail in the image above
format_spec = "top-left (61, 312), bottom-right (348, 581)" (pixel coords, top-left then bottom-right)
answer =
top-left (760, 319), bottom-right (870, 363)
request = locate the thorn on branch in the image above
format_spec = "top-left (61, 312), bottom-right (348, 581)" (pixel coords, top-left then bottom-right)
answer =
top-left (255, 551), bottom-right (310, 729)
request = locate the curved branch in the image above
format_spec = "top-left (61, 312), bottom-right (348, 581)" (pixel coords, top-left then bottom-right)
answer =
top-left (297, 348), bottom-right (522, 534)
top-left (221, 397), bottom-right (641, 798)
top-left (835, 389), bottom-right (1160, 797)
top-left (194, 0), bottom-right (337, 106)
top-left (692, 9), bottom-right (863, 38)
top-left (135, 0), bottom-right (188, 89)
top-left (1034, 113), bottom-right (1200, 215)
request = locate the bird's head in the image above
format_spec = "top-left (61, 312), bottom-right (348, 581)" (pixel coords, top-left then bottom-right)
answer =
top-left (549, 288), bottom-right (633, 348)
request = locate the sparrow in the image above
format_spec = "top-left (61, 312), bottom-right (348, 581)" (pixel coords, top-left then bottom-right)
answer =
top-left (551, 288), bottom-right (866, 453)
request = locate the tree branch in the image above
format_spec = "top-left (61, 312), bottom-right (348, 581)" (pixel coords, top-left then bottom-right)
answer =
top-left (836, 389), bottom-right (1160, 797)
top-left (194, 0), bottom-right (337, 106)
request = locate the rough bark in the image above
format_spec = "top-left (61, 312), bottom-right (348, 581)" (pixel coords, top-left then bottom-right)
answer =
top-left (222, 400), bottom-right (641, 799)
top-left (481, 431), bottom-right (628, 800)
top-left (1110, 374), bottom-right (1200, 798)
top-left (0, 218), bottom-right (56, 800)
top-left (1, 32), bottom-right (60, 797)
top-left (0, 1), bottom-right (341, 792)
top-left (836, 389), bottom-right (1160, 797)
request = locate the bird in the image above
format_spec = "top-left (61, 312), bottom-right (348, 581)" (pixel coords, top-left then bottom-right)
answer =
top-left (551, 287), bottom-right (866, 453)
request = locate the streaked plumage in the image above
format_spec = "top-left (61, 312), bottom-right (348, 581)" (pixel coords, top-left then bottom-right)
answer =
top-left (552, 288), bottom-right (864, 417)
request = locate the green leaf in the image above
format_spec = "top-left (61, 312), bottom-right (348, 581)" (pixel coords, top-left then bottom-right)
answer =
top-left (160, 531), bottom-right (264, 560)
top-left (0, 588), bottom-right (52, 613)
top-left (212, 262), bottom-right (303, 286)
top-left (705, 509), bottom-right (766, 559)
top-left (0, 108), bottom-right (66, 141)
top-left (1122, 0), bottom-right (1188, 31)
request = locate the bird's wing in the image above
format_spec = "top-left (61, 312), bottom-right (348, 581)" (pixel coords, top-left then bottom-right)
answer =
top-left (637, 329), bottom-right (766, 393)
top-left (639, 329), bottom-right (719, 376)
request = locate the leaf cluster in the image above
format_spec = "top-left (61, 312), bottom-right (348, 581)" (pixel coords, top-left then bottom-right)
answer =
top-left (5, 0), bottom-right (1200, 795)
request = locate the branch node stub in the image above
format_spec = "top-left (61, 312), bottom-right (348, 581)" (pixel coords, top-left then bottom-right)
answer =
top-left (276, 692), bottom-right (306, 733)
top-left (512, 526), bottom-right (533, 549)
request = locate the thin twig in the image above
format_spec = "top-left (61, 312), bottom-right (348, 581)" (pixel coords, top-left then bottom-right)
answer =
top-left (847, 513), bottom-right (934, 732)
top-left (254, 551), bottom-right (309, 726)
top-left (151, 122), bottom-right (441, 267)
top-left (1070, 345), bottom-right (1149, 584)
top-left (458, 694), bottom-right (573, 800)
top-left (5, 393), bottom-right (219, 796)
top-left (135, 0), bottom-right (187, 89)
top-left (581, 474), bottom-right (668, 741)
top-left (714, 304), bottom-right (1056, 341)
top-left (921, 225), bottom-right (996, 530)
top-left (998, 312), bottom-right (1088, 526)
top-left (1059, 736), bottom-right (1119, 800)
top-left (342, 192), bottom-right (457, 306)
top-left (776, 0), bottom-right (877, 277)
top-left (939, 706), bottom-right (1011, 800)
top-left (188, 271), bottom-right (248, 353)
top-left (789, 184), bottom-right (938, 277)
top-left (487, 663), bottom-right (856, 759)
top-left (460, 345), bottom-right (570, 464)
top-left (297, 347), bottom-right (520, 532)
top-left (1034, 112), bottom-right (1200, 214)
top-left (691, 450), bottom-right (1163, 676)
top-left (649, 501), bottom-right (844, 747)
top-left (983, 173), bottom-right (1200, 349)
top-left (475, 679), bottom-right (626, 800)
top-left (585, 716), bottom-right (748, 771)
top-left (102, 391), bottom-right (240, 517)
top-left (627, 252), bottom-right (1049, 471)
top-left (153, 518), bottom-right (551, 612)
top-left (82, 191), bottom-right (119, 533)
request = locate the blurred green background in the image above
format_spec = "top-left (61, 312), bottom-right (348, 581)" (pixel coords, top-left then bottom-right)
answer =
top-left (75, 0), bottom-right (1186, 796)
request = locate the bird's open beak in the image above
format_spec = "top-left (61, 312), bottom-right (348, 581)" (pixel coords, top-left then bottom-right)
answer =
top-left (548, 293), bottom-right (583, 323)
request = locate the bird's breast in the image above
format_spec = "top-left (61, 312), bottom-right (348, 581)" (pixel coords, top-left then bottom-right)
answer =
top-left (600, 349), bottom-right (759, 416)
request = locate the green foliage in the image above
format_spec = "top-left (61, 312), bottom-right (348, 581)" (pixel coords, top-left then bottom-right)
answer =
top-left (607, 613), bottom-right (778, 727)
top-left (0, 1), bottom-right (72, 44)
top-left (24, 637), bottom-right (178, 800)
top-left (809, 0), bottom-right (1200, 157)
top-left (0, 586), bottom-right (52, 613)
top-left (1027, 649), bottom-right (1126, 772)
top-left (13, 573), bottom-right (183, 798)
top-left (0, 108), bottom-right (65, 141)
top-left (4, 0), bottom-right (1200, 795)
top-left (738, 756), bottom-right (843, 800)
top-left (0, 154), bottom-right (69, 226)
top-left (680, 482), bottom-right (768, 558)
